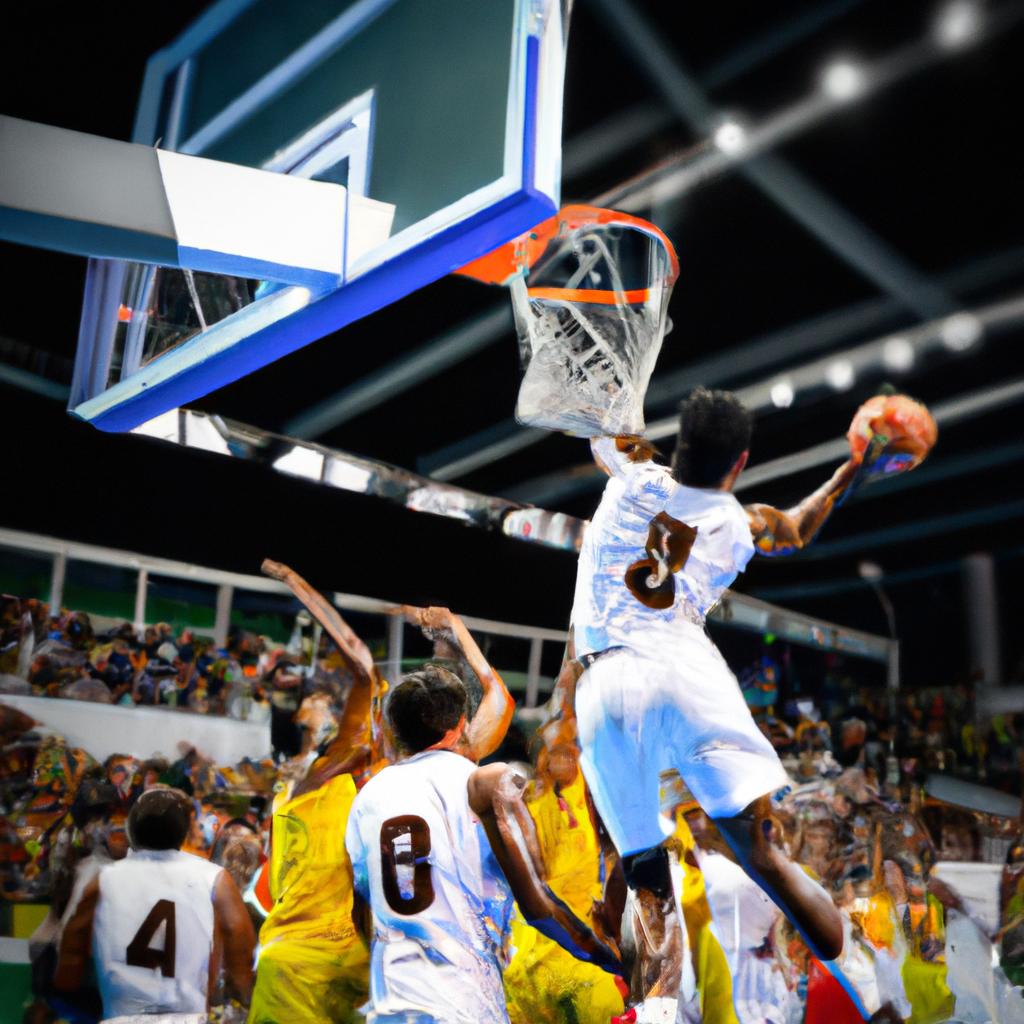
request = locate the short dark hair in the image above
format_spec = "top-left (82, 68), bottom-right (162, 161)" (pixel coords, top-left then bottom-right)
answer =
top-left (386, 664), bottom-right (467, 755)
top-left (70, 780), bottom-right (119, 828)
top-left (127, 785), bottom-right (192, 851)
top-left (671, 387), bottom-right (753, 487)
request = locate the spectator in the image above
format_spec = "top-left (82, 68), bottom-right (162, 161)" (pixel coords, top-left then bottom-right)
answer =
top-left (264, 654), bottom-right (304, 758)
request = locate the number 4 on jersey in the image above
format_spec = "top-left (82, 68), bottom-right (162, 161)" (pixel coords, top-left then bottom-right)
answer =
top-left (126, 899), bottom-right (176, 977)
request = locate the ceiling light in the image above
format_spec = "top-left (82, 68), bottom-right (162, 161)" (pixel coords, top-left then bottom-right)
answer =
top-left (821, 60), bottom-right (866, 102)
top-left (940, 311), bottom-right (983, 351)
top-left (935, 0), bottom-right (983, 48)
top-left (882, 336), bottom-right (915, 371)
top-left (713, 119), bottom-right (747, 155)
top-left (825, 358), bottom-right (855, 391)
top-left (770, 379), bottom-right (795, 408)
top-left (858, 560), bottom-right (884, 582)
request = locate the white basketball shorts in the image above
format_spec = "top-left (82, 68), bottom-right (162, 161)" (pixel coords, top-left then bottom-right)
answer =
top-left (575, 630), bottom-right (790, 855)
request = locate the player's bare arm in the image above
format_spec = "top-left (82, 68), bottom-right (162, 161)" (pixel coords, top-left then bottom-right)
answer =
top-left (262, 559), bottom-right (381, 785)
top-left (537, 637), bottom-right (582, 755)
top-left (745, 458), bottom-right (861, 556)
top-left (401, 605), bottom-right (514, 762)
top-left (213, 868), bottom-right (257, 1003)
top-left (591, 435), bottom-right (659, 476)
top-left (746, 393), bottom-right (938, 556)
top-left (468, 762), bottom-right (621, 974)
top-left (262, 559), bottom-right (376, 683)
top-left (53, 875), bottom-right (100, 993)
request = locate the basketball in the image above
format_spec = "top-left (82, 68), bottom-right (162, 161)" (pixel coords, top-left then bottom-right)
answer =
top-left (846, 393), bottom-right (937, 478)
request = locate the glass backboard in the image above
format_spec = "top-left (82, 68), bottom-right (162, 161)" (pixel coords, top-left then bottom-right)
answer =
top-left (72, 0), bottom-right (567, 431)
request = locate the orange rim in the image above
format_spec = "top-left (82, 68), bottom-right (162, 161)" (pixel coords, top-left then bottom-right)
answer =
top-left (456, 203), bottom-right (680, 286)
top-left (550, 205), bottom-right (680, 283)
top-left (527, 285), bottom-right (655, 306)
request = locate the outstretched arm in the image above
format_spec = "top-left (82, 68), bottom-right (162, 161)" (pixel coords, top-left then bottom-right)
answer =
top-left (403, 606), bottom-right (514, 763)
top-left (745, 459), bottom-right (860, 557)
top-left (536, 631), bottom-right (582, 773)
top-left (213, 869), bottom-right (256, 1003)
top-left (539, 635), bottom-right (580, 742)
top-left (590, 435), bottom-right (658, 478)
top-left (468, 763), bottom-right (621, 974)
top-left (53, 876), bottom-right (99, 993)
top-left (261, 559), bottom-right (375, 682)
top-left (261, 559), bottom-right (379, 774)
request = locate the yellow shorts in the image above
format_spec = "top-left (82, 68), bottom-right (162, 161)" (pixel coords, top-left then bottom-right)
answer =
top-left (504, 913), bottom-right (624, 1024)
top-left (248, 938), bottom-right (369, 1024)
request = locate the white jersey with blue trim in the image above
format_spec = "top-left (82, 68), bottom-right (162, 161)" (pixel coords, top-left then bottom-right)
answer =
top-left (573, 437), bottom-right (755, 659)
top-left (91, 848), bottom-right (222, 1019)
top-left (345, 749), bottom-right (514, 1024)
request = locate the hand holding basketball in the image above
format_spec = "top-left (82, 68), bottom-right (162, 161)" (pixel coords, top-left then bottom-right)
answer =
top-left (846, 393), bottom-right (937, 484)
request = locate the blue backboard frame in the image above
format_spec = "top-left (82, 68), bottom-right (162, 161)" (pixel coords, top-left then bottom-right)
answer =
top-left (72, 0), bottom-right (564, 432)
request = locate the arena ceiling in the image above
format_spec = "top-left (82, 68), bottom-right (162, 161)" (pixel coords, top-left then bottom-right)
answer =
top-left (2, 0), bottom-right (1023, 683)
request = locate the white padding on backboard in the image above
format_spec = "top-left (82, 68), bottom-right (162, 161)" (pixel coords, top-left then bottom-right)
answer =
top-left (346, 193), bottom-right (395, 274)
top-left (157, 149), bottom-right (347, 283)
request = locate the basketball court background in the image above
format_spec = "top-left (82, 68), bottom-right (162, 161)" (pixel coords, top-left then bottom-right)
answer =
top-left (0, 1), bottom-right (1022, 685)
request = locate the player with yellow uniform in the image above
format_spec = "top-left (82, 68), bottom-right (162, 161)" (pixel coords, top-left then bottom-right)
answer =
top-left (249, 564), bottom-right (388, 1024)
top-left (249, 773), bottom-right (369, 1024)
top-left (248, 565), bottom-right (519, 1024)
top-left (504, 748), bottom-right (625, 1024)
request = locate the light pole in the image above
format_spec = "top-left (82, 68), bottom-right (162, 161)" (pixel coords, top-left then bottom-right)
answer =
top-left (859, 560), bottom-right (896, 639)
top-left (859, 560), bottom-right (901, 789)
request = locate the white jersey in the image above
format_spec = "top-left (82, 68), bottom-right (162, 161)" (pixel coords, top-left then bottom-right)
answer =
top-left (92, 849), bottom-right (223, 1019)
top-left (345, 750), bottom-right (514, 1024)
top-left (573, 437), bottom-right (754, 658)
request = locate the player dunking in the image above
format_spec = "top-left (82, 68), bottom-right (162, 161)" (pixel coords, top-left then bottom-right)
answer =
top-left (345, 662), bottom-right (619, 1024)
top-left (573, 387), bottom-right (860, 1022)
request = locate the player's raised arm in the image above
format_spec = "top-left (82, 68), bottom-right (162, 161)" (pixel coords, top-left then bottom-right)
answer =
top-left (401, 605), bottom-right (514, 762)
top-left (745, 457), bottom-right (860, 557)
top-left (261, 559), bottom-right (380, 774)
top-left (590, 435), bottom-right (659, 478)
top-left (536, 632), bottom-right (582, 763)
top-left (261, 559), bottom-right (375, 683)
top-left (468, 763), bottom-right (621, 975)
top-left (53, 875), bottom-right (100, 993)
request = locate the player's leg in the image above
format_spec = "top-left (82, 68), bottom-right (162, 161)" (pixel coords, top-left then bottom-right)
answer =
top-left (714, 795), bottom-right (843, 961)
top-left (576, 651), bottom-right (682, 1022)
top-left (669, 639), bottom-right (844, 962)
top-left (620, 845), bottom-right (683, 1009)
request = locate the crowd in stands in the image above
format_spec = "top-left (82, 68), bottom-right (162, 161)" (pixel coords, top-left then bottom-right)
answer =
top-left (0, 595), bottom-right (360, 759)
top-left (3, 591), bottom-right (1024, 1021)
top-left (4, 596), bottom-right (1024, 797)
top-left (3, 673), bottom-right (1024, 1020)
top-left (733, 644), bottom-right (1024, 811)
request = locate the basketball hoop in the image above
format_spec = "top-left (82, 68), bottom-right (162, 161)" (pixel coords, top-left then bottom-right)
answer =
top-left (459, 205), bottom-right (680, 437)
